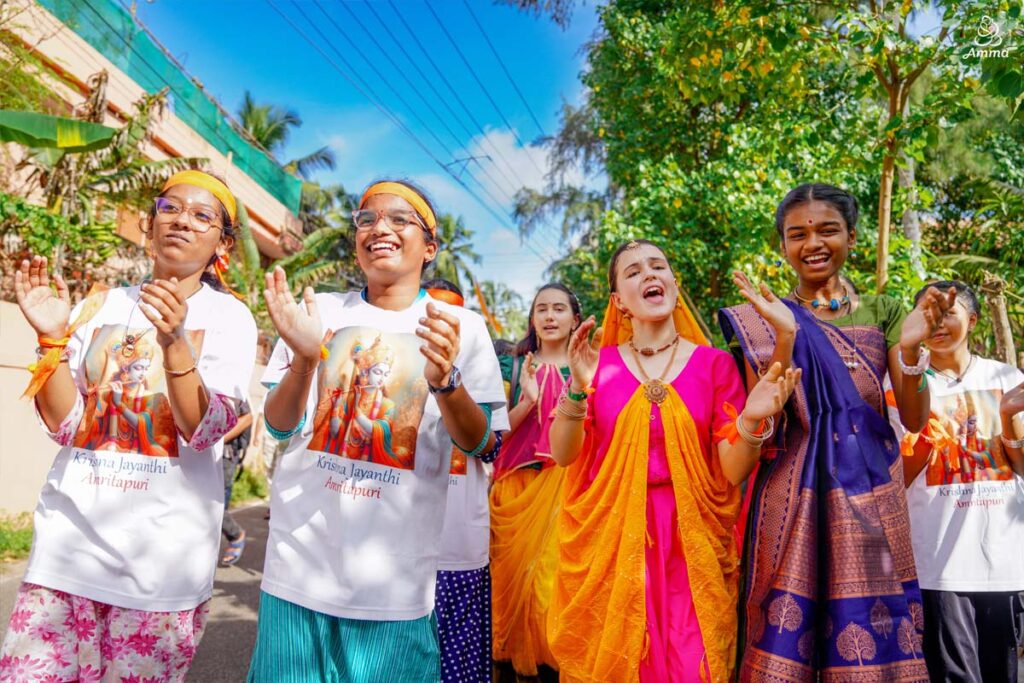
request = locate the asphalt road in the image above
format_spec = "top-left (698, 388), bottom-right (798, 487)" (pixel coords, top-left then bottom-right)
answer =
top-left (0, 503), bottom-right (268, 683)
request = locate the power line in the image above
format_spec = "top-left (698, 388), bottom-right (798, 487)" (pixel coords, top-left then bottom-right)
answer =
top-left (422, 1), bottom-right (547, 178)
top-left (380, 0), bottom-right (565, 258)
top-left (292, 1), bottom-right (534, 252)
top-left (461, 0), bottom-right (549, 140)
top-left (381, 0), bottom-right (533, 197)
top-left (263, 0), bottom-right (559, 266)
top-left (326, 1), bottom-right (518, 207)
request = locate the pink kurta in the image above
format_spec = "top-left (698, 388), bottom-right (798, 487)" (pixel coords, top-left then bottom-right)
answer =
top-left (585, 344), bottom-right (745, 681)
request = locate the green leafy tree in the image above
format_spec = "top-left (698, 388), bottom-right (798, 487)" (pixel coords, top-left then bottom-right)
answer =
top-left (238, 90), bottom-right (336, 180)
top-left (432, 214), bottom-right (481, 291)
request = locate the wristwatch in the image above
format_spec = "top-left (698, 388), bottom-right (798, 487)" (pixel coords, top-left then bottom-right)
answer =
top-left (429, 366), bottom-right (462, 395)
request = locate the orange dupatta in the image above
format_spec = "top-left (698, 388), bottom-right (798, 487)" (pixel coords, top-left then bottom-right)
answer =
top-left (547, 297), bottom-right (741, 683)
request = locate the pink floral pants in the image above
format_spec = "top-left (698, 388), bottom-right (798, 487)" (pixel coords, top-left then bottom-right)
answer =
top-left (0, 583), bottom-right (209, 683)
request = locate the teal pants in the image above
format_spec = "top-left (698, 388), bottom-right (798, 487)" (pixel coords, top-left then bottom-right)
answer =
top-left (246, 592), bottom-right (440, 682)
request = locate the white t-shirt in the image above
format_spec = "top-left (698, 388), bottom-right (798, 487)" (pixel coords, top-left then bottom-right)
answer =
top-left (260, 291), bottom-right (507, 620)
top-left (438, 446), bottom-right (491, 571)
top-left (25, 284), bottom-right (257, 611)
top-left (896, 356), bottom-right (1024, 591)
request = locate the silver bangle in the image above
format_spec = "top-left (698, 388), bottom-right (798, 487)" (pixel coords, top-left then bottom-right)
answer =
top-left (736, 414), bottom-right (775, 447)
top-left (898, 347), bottom-right (930, 376)
top-left (1000, 433), bottom-right (1024, 450)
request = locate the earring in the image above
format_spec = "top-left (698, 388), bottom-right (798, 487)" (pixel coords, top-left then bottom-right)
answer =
top-left (774, 259), bottom-right (783, 267)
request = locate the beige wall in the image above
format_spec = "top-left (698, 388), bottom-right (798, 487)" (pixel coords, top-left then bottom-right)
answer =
top-left (0, 301), bottom-right (60, 514)
top-left (0, 301), bottom-right (269, 515)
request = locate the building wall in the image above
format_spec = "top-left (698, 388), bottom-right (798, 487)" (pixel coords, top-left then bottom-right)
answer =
top-left (5, 0), bottom-right (300, 258)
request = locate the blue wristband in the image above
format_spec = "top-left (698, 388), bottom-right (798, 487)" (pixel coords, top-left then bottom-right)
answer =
top-left (265, 411), bottom-right (305, 441)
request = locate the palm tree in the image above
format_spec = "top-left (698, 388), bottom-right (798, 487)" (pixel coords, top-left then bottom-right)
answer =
top-left (237, 90), bottom-right (336, 180)
top-left (472, 279), bottom-right (526, 340)
top-left (431, 214), bottom-right (481, 290)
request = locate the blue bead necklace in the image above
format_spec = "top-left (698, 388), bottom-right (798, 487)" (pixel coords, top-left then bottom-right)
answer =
top-left (792, 285), bottom-right (850, 313)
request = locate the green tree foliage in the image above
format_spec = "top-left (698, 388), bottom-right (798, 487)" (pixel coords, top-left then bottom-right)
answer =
top-left (238, 90), bottom-right (337, 180)
top-left (525, 0), bottom-right (1021, 355)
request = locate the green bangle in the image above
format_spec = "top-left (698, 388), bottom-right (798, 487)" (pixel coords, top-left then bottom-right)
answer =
top-left (566, 385), bottom-right (588, 402)
top-left (455, 404), bottom-right (493, 457)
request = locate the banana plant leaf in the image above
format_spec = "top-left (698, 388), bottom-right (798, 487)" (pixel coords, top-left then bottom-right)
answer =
top-left (0, 110), bottom-right (115, 152)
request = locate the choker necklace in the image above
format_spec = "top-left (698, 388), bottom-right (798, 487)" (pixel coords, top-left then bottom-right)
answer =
top-left (929, 354), bottom-right (974, 387)
top-left (629, 334), bottom-right (681, 404)
top-left (628, 333), bottom-right (681, 357)
top-left (792, 285), bottom-right (850, 313)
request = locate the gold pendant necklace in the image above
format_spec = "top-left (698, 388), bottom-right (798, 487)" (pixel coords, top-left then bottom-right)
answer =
top-left (629, 335), bottom-right (681, 404)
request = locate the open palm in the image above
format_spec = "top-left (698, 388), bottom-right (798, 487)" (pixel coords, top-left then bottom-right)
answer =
top-left (14, 256), bottom-right (71, 338)
top-left (567, 317), bottom-right (602, 390)
top-left (263, 266), bottom-right (323, 360)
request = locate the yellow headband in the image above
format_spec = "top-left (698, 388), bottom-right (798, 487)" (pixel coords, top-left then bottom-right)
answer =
top-left (360, 182), bottom-right (437, 237)
top-left (161, 170), bottom-right (237, 222)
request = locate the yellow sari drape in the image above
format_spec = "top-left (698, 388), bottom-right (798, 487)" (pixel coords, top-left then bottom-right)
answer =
top-left (490, 464), bottom-right (567, 673)
top-left (547, 296), bottom-right (740, 682)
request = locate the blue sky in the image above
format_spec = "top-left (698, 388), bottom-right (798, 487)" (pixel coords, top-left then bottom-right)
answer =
top-left (133, 0), bottom-right (601, 299)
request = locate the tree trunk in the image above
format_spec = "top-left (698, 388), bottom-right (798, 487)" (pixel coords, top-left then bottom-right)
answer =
top-left (876, 151), bottom-right (897, 293)
top-left (898, 155), bottom-right (926, 280)
top-left (981, 272), bottom-right (1017, 366)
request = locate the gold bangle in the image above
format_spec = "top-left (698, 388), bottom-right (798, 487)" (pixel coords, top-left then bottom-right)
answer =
top-left (556, 395), bottom-right (588, 421)
top-left (163, 360), bottom-right (197, 377)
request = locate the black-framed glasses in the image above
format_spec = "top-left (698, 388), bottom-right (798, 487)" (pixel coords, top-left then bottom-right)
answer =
top-left (351, 208), bottom-right (426, 233)
top-left (154, 197), bottom-right (224, 233)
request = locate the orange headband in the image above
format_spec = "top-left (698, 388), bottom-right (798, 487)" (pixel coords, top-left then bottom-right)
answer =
top-left (360, 182), bottom-right (437, 237)
top-left (161, 170), bottom-right (237, 222)
top-left (428, 288), bottom-right (464, 307)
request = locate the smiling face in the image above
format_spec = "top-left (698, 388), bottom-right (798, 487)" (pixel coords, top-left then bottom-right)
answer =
top-left (531, 287), bottom-right (578, 347)
top-left (780, 200), bottom-right (855, 285)
top-left (355, 193), bottom-right (437, 285)
top-left (925, 299), bottom-right (976, 355)
top-left (148, 184), bottom-right (231, 278)
top-left (610, 243), bottom-right (679, 322)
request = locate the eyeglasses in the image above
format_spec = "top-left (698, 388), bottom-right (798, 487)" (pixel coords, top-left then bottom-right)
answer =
top-left (351, 209), bottom-right (426, 233)
top-left (154, 197), bottom-right (224, 233)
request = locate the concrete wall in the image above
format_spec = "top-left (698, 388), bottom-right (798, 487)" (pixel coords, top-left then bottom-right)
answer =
top-left (0, 301), bottom-right (269, 515)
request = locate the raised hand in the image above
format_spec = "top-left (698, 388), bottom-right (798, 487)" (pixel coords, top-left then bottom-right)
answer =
top-left (733, 270), bottom-right (796, 337)
top-left (416, 302), bottom-right (461, 388)
top-left (901, 286), bottom-right (957, 351)
top-left (263, 266), bottom-right (323, 361)
top-left (742, 361), bottom-right (801, 425)
top-left (567, 316), bottom-right (603, 391)
top-left (1001, 381), bottom-right (1024, 420)
top-left (14, 255), bottom-right (71, 338)
top-left (520, 351), bottom-right (540, 405)
top-left (140, 278), bottom-right (188, 348)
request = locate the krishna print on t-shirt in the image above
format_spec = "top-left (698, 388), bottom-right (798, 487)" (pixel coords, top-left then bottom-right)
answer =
top-left (309, 327), bottom-right (429, 470)
top-left (901, 388), bottom-right (1016, 486)
top-left (73, 324), bottom-right (205, 458)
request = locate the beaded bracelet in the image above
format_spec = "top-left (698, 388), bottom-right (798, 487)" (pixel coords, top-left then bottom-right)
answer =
top-left (265, 411), bottom-right (306, 441)
top-left (898, 347), bottom-right (930, 376)
top-left (455, 404), bottom-right (493, 457)
top-left (1001, 433), bottom-right (1024, 450)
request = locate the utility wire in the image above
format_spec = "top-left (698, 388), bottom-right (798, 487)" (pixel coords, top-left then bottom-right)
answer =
top-left (382, 0), bottom-right (533, 196)
top-left (264, 0), bottom-right (559, 266)
top-left (294, 1), bottom-right (532, 250)
top-left (328, 0), bottom-right (517, 207)
top-left (461, 0), bottom-right (549, 139)
top-left (422, 1), bottom-right (547, 178)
